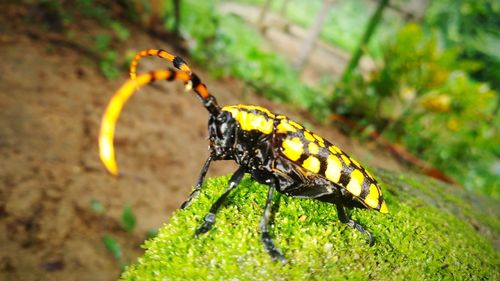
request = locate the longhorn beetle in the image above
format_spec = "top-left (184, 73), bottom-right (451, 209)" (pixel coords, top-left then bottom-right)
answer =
top-left (99, 49), bottom-right (388, 263)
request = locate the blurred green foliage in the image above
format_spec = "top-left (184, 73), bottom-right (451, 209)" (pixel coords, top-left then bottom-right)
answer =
top-left (165, 0), bottom-right (330, 117)
top-left (237, 0), bottom-right (401, 58)
top-left (24, 0), bottom-right (498, 196)
top-left (121, 205), bottom-right (137, 233)
top-left (90, 198), bottom-right (106, 214)
top-left (335, 23), bottom-right (499, 197)
top-left (102, 234), bottom-right (123, 260)
top-left (425, 0), bottom-right (500, 90)
top-left (24, 0), bottom-right (130, 79)
top-left (91, 201), bottom-right (144, 269)
top-left (102, 234), bottom-right (127, 270)
top-left (94, 33), bottom-right (120, 79)
top-left (162, 1), bottom-right (498, 197)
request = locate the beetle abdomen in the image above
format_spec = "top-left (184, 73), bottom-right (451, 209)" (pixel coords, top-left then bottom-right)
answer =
top-left (222, 104), bottom-right (388, 213)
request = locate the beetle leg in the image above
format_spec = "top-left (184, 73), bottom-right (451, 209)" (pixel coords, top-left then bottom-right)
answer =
top-left (181, 156), bottom-right (213, 209)
top-left (336, 204), bottom-right (374, 246)
top-left (195, 166), bottom-right (245, 236)
top-left (260, 180), bottom-right (287, 264)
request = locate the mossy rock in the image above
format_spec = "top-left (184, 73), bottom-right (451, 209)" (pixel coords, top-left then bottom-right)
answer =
top-left (121, 170), bottom-right (500, 280)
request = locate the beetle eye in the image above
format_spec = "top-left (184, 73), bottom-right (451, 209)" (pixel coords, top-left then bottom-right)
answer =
top-left (218, 112), bottom-right (228, 122)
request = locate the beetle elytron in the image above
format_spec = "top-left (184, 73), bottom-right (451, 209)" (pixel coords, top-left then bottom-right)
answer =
top-left (99, 49), bottom-right (388, 263)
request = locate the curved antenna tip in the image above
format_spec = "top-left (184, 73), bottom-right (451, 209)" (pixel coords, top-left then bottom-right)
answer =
top-left (99, 133), bottom-right (120, 176)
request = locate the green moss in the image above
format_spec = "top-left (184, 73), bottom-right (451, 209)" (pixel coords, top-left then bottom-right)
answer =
top-left (121, 172), bottom-right (500, 280)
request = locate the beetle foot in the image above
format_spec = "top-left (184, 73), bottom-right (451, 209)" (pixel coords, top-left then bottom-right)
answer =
top-left (195, 213), bottom-right (216, 236)
top-left (180, 190), bottom-right (200, 209)
top-left (262, 232), bottom-right (287, 264)
top-left (180, 200), bottom-right (191, 209)
top-left (346, 220), bottom-right (374, 246)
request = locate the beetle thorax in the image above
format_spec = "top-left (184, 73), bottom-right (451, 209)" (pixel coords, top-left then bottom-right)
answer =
top-left (209, 106), bottom-right (275, 167)
top-left (208, 111), bottom-right (237, 160)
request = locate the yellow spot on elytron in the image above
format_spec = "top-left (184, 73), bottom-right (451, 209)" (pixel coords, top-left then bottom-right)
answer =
top-left (379, 201), bottom-right (389, 213)
top-left (231, 110), bottom-right (273, 134)
top-left (365, 184), bottom-right (380, 209)
top-left (313, 133), bottom-right (325, 147)
top-left (346, 169), bottom-right (364, 196)
top-left (329, 145), bottom-right (341, 154)
top-left (302, 156), bottom-right (320, 173)
top-left (341, 154), bottom-right (351, 166)
top-left (237, 110), bottom-right (249, 128)
top-left (242, 105), bottom-right (275, 118)
top-left (303, 131), bottom-right (315, 142)
top-left (222, 105), bottom-right (237, 112)
top-left (308, 142), bottom-right (319, 154)
top-left (223, 105), bottom-right (275, 118)
top-left (282, 137), bottom-right (304, 161)
top-left (289, 120), bottom-right (303, 129)
top-left (350, 157), bottom-right (361, 167)
top-left (277, 121), bottom-right (296, 134)
top-left (223, 105), bottom-right (276, 134)
top-left (365, 169), bottom-right (375, 180)
top-left (249, 114), bottom-right (273, 134)
top-left (223, 107), bottom-right (240, 117)
top-left (325, 155), bottom-right (342, 183)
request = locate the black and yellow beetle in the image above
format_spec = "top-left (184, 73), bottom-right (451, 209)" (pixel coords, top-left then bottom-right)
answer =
top-left (99, 49), bottom-right (388, 263)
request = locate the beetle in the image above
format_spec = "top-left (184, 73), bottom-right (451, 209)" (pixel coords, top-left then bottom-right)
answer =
top-left (99, 49), bottom-right (388, 263)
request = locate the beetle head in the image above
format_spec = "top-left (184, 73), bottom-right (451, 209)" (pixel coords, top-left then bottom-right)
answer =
top-left (208, 111), bottom-right (237, 159)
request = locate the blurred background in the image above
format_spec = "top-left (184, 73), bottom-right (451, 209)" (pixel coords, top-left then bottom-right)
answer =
top-left (1, 0), bottom-right (498, 279)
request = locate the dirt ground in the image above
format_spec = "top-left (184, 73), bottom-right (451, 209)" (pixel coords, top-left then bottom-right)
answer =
top-left (0, 5), bottom-right (402, 281)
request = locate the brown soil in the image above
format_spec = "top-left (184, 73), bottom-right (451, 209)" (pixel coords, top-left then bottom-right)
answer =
top-left (0, 5), bottom-right (402, 281)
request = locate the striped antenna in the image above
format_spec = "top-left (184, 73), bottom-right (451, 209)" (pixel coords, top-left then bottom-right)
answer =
top-left (99, 65), bottom-right (220, 176)
top-left (130, 49), bottom-right (191, 79)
